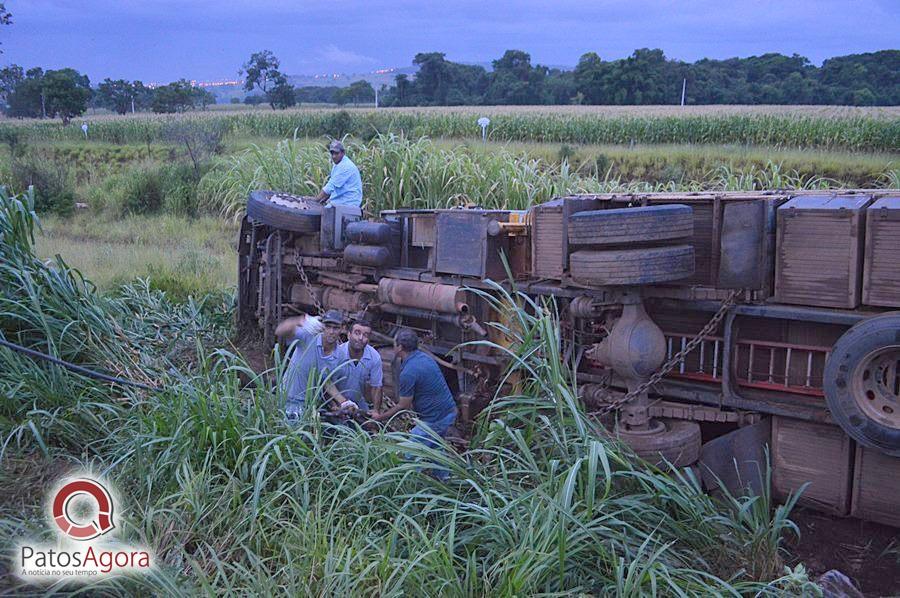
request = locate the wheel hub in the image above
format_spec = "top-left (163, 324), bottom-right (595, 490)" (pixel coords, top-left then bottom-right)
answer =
top-left (852, 345), bottom-right (900, 429)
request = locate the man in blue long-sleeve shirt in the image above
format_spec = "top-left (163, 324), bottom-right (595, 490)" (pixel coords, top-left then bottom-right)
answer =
top-left (315, 140), bottom-right (363, 208)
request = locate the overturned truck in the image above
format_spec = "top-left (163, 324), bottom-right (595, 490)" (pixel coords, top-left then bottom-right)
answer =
top-left (238, 189), bottom-right (900, 527)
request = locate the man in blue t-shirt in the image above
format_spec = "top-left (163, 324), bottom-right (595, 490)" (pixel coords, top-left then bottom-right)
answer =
top-left (371, 328), bottom-right (457, 453)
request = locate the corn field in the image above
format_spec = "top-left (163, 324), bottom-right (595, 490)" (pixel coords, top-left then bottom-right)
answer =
top-left (2, 106), bottom-right (898, 151)
top-left (0, 188), bottom-right (817, 595)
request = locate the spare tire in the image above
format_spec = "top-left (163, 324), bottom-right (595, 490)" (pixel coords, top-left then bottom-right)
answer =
top-left (568, 204), bottom-right (693, 246)
top-left (616, 419), bottom-right (701, 467)
top-left (824, 312), bottom-right (900, 456)
top-left (570, 245), bottom-right (694, 286)
top-left (246, 190), bottom-right (322, 233)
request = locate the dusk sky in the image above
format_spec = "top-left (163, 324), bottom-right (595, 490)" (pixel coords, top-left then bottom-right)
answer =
top-left (5, 0), bottom-right (898, 83)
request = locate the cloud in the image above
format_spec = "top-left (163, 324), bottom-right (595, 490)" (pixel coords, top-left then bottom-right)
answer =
top-left (317, 45), bottom-right (376, 67)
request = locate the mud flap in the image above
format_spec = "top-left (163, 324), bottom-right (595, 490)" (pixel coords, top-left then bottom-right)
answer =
top-left (699, 419), bottom-right (770, 497)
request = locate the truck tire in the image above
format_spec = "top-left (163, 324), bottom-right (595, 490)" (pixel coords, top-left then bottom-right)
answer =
top-left (568, 204), bottom-right (694, 246)
top-left (824, 312), bottom-right (900, 456)
top-left (617, 419), bottom-right (701, 467)
top-left (570, 245), bottom-right (694, 286)
top-left (246, 190), bottom-right (322, 234)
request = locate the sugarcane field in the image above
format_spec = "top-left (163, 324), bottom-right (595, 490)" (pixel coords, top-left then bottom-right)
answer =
top-left (1, 3), bottom-right (900, 596)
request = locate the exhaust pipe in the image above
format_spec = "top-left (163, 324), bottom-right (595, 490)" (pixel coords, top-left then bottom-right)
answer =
top-left (377, 279), bottom-right (467, 314)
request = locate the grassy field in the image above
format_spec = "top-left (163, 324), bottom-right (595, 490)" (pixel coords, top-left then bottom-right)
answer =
top-left (34, 213), bottom-right (237, 298)
top-left (3, 105), bottom-right (898, 151)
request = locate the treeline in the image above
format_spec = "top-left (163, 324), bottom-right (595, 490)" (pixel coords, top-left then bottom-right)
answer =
top-left (0, 66), bottom-right (218, 122)
top-left (242, 82), bottom-right (375, 107)
top-left (380, 49), bottom-right (900, 107)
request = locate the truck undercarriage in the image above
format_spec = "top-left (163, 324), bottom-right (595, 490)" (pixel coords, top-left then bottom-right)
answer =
top-left (238, 189), bottom-right (900, 527)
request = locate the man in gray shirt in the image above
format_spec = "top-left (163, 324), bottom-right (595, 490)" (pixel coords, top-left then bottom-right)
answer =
top-left (276, 310), bottom-right (348, 421)
top-left (335, 315), bottom-right (383, 412)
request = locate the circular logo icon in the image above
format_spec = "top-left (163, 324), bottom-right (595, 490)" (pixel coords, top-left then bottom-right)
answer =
top-left (52, 478), bottom-right (115, 540)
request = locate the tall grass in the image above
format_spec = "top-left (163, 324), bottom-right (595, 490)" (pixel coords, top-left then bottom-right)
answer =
top-left (0, 187), bottom-right (817, 595)
top-left (201, 134), bottom-right (845, 219)
top-left (2, 107), bottom-right (897, 151)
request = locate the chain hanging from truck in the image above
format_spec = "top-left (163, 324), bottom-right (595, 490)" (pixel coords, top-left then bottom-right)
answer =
top-left (589, 289), bottom-right (740, 417)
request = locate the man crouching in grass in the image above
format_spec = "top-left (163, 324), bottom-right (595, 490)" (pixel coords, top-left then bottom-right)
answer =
top-left (276, 309), bottom-right (349, 422)
top-left (371, 328), bottom-right (457, 480)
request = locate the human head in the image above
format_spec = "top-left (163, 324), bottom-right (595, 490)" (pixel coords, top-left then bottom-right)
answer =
top-left (394, 328), bottom-right (418, 358)
top-left (321, 309), bottom-right (344, 345)
top-left (348, 320), bottom-right (372, 352)
top-left (328, 140), bottom-right (345, 164)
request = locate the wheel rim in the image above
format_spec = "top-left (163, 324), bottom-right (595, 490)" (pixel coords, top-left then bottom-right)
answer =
top-left (851, 345), bottom-right (900, 430)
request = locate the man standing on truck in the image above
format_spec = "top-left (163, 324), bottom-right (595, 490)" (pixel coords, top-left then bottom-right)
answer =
top-left (335, 314), bottom-right (383, 412)
top-left (371, 328), bottom-right (457, 479)
top-left (315, 140), bottom-right (363, 209)
top-left (276, 309), bottom-right (348, 421)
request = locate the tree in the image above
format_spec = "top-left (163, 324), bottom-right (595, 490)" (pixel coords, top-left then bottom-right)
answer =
top-left (241, 50), bottom-right (291, 109)
top-left (267, 74), bottom-right (296, 109)
top-left (336, 80), bottom-right (374, 106)
top-left (294, 86), bottom-right (339, 104)
top-left (132, 81), bottom-right (153, 111)
top-left (6, 67), bottom-right (43, 118)
top-left (0, 63), bottom-right (22, 107)
top-left (485, 50), bottom-right (547, 105)
top-left (151, 79), bottom-right (195, 113)
top-left (42, 68), bottom-right (92, 124)
top-left (0, 2), bottom-right (11, 54)
top-left (192, 86), bottom-right (216, 109)
top-left (97, 78), bottom-right (135, 114)
top-left (161, 120), bottom-right (224, 177)
top-left (574, 52), bottom-right (607, 104)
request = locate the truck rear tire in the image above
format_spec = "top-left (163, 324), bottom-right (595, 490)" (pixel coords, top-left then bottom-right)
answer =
top-left (570, 245), bottom-right (694, 286)
top-left (617, 419), bottom-right (701, 467)
top-left (568, 204), bottom-right (694, 246)
top-left (824, 312), bottom-right (900, 456)
top-left (246, 190), bottom-right (322, 234)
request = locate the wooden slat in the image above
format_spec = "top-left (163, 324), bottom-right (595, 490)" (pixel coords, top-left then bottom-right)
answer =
top-left (775, 210), bottom-right (864, 308)
top-left (851, 446), bottom-right (900, 527)
top-left (862, 200), bottom-right (900, 307)
top-left (772, 417), bottom-right (853, 515)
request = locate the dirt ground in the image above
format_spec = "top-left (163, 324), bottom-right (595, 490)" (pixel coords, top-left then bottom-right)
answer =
top-left (789, 507), bottom-right (900, 597)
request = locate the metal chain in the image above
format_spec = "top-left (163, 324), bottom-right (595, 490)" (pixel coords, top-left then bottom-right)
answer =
top-left (296, 256), bottom-right (325, 315)
top-left (592, 289), bottom-right (740, 416)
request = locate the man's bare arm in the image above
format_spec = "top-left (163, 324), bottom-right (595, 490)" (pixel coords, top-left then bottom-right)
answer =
top-left (275, 315), bottom-right (307, 339)
top-left (370, 386), bottom-right (383, 413)
top-left (325, 382), bottom-right (350, 412)
top-left (374, 394), bottom-right (412, 421)
top-left (315, 190), bottom-right (330, 203)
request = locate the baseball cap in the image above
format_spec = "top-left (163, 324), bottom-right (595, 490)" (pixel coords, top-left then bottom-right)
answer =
top-left (321, 309), bottom-right (344, 325)
top-left (328, 140), bottom-right (345, 153)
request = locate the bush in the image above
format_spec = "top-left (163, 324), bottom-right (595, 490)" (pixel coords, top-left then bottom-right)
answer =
top-left (8, 150), bottom-right (75, 215)
top-left (120, 165), bottom-right (164, 214)
top-left (159, 162), bottom-right (201, 216)
top-left (88, 161), bottom-right (203, 216)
